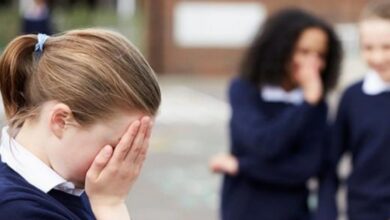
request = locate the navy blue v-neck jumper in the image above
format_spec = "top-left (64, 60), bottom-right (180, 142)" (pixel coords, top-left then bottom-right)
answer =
top-left (317, 81), bottom-right (390, 220)
top-left (0, 157), bottom-right (95, 220)
top-left (221, 78), bottom-right (328, 220)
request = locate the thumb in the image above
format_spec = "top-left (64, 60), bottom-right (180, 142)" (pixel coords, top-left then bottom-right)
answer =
top-left (86, 145), bottom-right (113, 181)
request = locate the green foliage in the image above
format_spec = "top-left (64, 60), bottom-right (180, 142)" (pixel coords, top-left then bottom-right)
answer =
top-left (0, 7), bottom-right (20, 50)
top-left (0, 4), bottom-right (144, 51)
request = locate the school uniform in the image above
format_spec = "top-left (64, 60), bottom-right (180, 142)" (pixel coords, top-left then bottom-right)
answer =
top-left (0, 127), bottom-right (95, 219)
top-left (221, 78), bottom-right (328, 220)
top-left (316, 71), bottom-right (390, 220)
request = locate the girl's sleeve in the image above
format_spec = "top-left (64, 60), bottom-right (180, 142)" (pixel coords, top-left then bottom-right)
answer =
top-left (229, 78), bottom-right (328, 186)
top-left (0, 200), bottom-right (72, 220)
top-left (229, 78), bottom-right (327, 160)
top-left (237, 110), bottom-right (327, 186)
top-left (315, 91), bottom-right (351, 220)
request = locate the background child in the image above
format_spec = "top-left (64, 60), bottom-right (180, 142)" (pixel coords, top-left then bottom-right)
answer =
top-left (0, 29), bottom-right (161, 219)
top-left (316, 1), bottom-right (390, 219)
top-left (209, 8), bottom-right (342, 220)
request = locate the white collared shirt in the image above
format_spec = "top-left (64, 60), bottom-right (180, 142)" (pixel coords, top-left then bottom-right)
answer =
top-left (362, 70), bottom-right (390, 95)
top-left (0, 127), bottom-right (84, 196)
top-left (261, 85), bottom-right (304, 105)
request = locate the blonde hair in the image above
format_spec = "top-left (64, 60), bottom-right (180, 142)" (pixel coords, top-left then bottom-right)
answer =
top-left (0, 29), bottom-right (161, 131)
top-left (361, 0), bottom-right (390, 20)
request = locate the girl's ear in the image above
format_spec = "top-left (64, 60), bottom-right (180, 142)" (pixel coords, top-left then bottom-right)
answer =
top-left (49, 103), bottom-right (76, 139)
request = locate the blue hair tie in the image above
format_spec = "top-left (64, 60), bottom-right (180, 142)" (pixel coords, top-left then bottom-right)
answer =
top-left (34, 33), bottom-right (49, 53)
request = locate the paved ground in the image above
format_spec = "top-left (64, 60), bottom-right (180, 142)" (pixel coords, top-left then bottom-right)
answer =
top-left (127, 75), bottom-right (231, 220)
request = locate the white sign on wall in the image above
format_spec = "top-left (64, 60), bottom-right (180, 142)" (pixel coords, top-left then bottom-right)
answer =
top-left (174, 2), bottom-right (267, 48)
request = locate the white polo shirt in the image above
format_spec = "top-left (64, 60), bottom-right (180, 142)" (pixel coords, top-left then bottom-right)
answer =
top-left (362, 70), bottom-right (390, 95)
top-left (261, 85), bottom-right (304, 105)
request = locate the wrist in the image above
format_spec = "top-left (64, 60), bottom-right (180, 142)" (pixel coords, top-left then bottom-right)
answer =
top-left (231, 159), bottom-right (239, 176)
top-left (91, 201), bottom-right (130, 220)
top-left (303, 87), bottom-right (322, 105)
top-left (304, 94), bottom-right (321, 105)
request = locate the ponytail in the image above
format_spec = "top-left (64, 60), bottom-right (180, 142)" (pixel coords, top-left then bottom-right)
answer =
top-left (0, 35), bottom-right (37, 126)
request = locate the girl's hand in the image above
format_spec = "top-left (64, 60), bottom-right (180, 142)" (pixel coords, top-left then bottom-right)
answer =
top-left (85, 117), bottom-right (153, 220)
top-left (293, 57), bottom-right (323, 105)
top-left (209, 153), bottom-right (238, 176)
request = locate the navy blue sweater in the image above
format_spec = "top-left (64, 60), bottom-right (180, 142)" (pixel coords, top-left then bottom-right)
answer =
top-left (317, 81), bottom-right (390, 220)
top-left (222, 78), bottom-right (328, 220)
top-left (0, 157), bottom-right (95, 220)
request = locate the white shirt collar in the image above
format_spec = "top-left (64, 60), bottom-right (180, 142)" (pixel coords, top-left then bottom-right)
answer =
top-left (362, 70), bottom-right (390, 95)
top-left (0, 127), bottom-right (84, 196)
top-left (261, 85), bottom-right (304, 105)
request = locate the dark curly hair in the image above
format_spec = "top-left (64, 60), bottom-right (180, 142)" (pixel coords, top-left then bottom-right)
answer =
top-left (240, 8), bottom-right (342, 93)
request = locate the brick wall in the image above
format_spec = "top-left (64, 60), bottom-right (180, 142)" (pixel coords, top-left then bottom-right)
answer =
top-left (145, 0), bottom-right (369, 75)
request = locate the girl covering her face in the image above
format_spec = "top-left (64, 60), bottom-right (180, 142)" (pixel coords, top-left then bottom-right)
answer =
top-left (210, 8), bottom-right (342, 220)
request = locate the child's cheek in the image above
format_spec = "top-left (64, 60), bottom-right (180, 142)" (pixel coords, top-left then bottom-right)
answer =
top-left (71, 146), bottom-right (107, 185)
top-left (82, 156), bottom-right (97, 176)
top-left (72, 157), bottom-right (97, 185)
